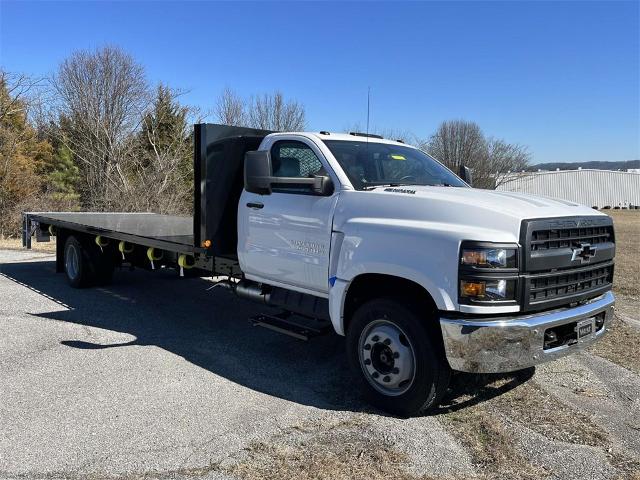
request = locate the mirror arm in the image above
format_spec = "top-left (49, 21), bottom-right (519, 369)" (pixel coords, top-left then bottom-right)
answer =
top-left (250, 175), bottom-right (332, 195)
top-left (269, 177), bottom-right (319, 187)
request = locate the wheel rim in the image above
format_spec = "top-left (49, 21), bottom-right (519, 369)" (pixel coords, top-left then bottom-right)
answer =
top-left (65, 243), bottom-right (79, 280)
top-left (358, 319), bottom-right (416, 396)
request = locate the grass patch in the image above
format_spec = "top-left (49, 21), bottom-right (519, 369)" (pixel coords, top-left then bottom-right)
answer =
top-left (0, 236), bottom-right (56, 253)
top-left (492, 381), bottom-right (609, 447)
top-left (590, 310), bottom-right (640, 375)
top-left (443, 405), bottom-right (548, 480)
top-left (607, 451), bottom-right (640, 480)
top-left (605, 210), bottom-right (640, 297)
top-left (440, 373), bottom-right (615, 479)
top-left (228, 417), bottom-right (429, 480)
top-left (439, 374), bottom-right (549, 479)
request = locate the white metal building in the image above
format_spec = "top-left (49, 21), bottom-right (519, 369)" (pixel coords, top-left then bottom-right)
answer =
top-left (496, 169), bottom-right (640, 209)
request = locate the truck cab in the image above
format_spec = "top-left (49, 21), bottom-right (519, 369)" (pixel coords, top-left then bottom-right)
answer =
top-left (239, 130), bottom-right (615, 414)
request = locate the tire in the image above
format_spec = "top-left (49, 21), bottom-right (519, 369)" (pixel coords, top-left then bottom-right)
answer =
top-left (346, 298), bottom-right (451, 417)
top-left (63, 236), bottom-right (91, 288)
top-left (63, 235), bottom-right (114, 288)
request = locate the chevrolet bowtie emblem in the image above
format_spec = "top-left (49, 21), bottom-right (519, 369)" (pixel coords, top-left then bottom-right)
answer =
top-left (571, 243), bottom-right (597, 263)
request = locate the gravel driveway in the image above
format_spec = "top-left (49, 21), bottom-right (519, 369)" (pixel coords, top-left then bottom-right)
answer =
top-left (1, 249), bottom-right (638, 480)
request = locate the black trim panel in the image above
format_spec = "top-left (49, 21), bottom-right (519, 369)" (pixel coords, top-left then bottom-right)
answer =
top-left (520, 215), bottom-right (615, 272)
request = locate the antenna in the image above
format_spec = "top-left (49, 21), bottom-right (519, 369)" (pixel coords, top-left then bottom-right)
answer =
top-left (366, 87), bottom-right (371, 138)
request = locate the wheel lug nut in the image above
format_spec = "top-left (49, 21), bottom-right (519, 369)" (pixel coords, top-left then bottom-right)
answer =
top-left (383, 338), bottom-right (391, 345)
top-left (372, 372), bottom-right (379, 379)
top-left (393, 368), bottom-right (399, 374)
top-left (364, 344), bottom-right (371, 350)
top-left (383, 376), bottom-right (391, 383)
top-left (372, 335), bottom-right (379, 342)
top-left (393, 352), bottom-right (400, 358)
top-left (364, 359), bottom-right (371, 365)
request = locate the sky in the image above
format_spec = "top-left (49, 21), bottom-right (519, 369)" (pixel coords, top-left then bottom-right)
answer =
top-left (1, 1), bottom-right (638, 164)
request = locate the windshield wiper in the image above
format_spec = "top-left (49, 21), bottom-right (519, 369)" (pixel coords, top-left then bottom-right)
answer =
top-left (361, 182), bottom-right (415, 191)
top-left (361, 182), bottom-right (461, 190)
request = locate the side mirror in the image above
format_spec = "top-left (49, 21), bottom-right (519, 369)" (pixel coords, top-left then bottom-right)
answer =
top-left (313, 175), bottom-right (334, 196)
top-left (245, 150), bottom-right (335, 196)
top-left (245, 151), bottom-right (273, 195)
top-left (459, 165), bottom-right (473, 186)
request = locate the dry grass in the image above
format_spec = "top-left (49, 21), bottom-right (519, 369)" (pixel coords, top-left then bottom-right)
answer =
top-left (586, 211), bottom-right (640, 374)
top-left (228, 417), bottom-right (428, 480)
top-left (0, 236), bottom-right (56, 253)
top-left (606, 210), bottom-right (640, 297)
top-left (492, 381), bottom-right (609, 446)
top-left (439, 374), bottom-right (549, 479)
top-left (442, 405), bottom-right (547, 480)
top-left (608, 452), bottom-right (640, 480)
top-left (590, 312), bottom-right (640, 375)
top-left (442, 373), bottom-right (640, 480)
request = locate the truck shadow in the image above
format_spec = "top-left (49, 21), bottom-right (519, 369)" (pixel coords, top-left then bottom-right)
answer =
top-left (1, 259), bottom-right (533, 416)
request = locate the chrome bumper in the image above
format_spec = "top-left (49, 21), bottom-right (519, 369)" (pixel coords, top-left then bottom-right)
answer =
top-left (440, 291), bottom-right (615, 373)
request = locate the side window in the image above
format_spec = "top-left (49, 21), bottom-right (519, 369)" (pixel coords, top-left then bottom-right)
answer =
top-left (271, 140), bottom-right (324, 179)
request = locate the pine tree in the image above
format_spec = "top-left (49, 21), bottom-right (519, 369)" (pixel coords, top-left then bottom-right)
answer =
top-left (131, 84), bottom-right (193, 214)
top-left (138, 85), bottom-right (190, 158)
top-left (48, 144), bottom-right (80, 202)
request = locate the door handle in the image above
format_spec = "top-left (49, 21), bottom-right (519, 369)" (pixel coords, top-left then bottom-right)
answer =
top-left (246, 202), bottom-right (264, 209)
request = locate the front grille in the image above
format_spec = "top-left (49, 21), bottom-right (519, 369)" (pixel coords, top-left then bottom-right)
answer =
top-left (528, 262), bottom-right (613, 305)
top-left (520, 216), bottom-right (615, 311)
top-left (531, 225), bottom-right (613, 251)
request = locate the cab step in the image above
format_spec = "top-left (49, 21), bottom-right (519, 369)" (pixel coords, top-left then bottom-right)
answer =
top-left (250, 312), bottom-right (331, 341)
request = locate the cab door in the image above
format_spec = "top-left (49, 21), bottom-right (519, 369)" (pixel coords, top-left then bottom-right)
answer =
top-left (238, 138), bottom-right (338, 295)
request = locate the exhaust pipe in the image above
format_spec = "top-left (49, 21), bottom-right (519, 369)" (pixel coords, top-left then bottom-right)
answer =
top-left (214, 280), bottom-right (271, 304)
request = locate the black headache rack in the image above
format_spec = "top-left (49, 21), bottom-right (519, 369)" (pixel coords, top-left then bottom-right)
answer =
top-left (23, 124), bottom-right (272, 267)
top-left (193, 124), bottom-right (272, 256)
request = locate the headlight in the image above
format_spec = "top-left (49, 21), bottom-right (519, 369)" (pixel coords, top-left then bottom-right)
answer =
top-left (460, 279), bottom-right (516, 300)
top-left (459, 241), bottom-right (520, 305)
top-left (461, 247), bottom-right (517, 269)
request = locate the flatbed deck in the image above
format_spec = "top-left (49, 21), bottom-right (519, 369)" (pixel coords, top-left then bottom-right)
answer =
top-left (23, 212), bottom-right (198, 253)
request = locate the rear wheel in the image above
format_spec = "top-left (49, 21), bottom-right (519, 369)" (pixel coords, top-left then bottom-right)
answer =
top-left (346, 298), bottom-right (450, 416)
top-left (63, 235), bottom-right (114, 288)
top-left (64, 236), bottom-right (90, 288)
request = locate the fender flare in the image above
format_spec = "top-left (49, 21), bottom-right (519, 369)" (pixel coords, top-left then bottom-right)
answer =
top-left (328, 268), bottom-right (455, 336)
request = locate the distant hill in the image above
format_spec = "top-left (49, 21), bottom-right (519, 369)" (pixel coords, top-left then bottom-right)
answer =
top-left (528, 160), bottom-right (640, 172)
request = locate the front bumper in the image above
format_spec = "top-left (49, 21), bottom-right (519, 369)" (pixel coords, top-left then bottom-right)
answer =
top-left (439, 291), bottom-right (615, 373)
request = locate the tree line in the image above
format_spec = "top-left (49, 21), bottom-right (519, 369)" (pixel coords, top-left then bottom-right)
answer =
top-left (0, 45), bottom-right (529, 238)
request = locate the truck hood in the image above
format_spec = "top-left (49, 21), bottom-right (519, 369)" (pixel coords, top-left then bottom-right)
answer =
top-left (373, 185), bottom-right (598, 220)
top-left (334, 186), bottom-right (605, 244)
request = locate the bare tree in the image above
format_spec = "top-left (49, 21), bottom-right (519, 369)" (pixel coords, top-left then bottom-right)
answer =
top-left (247, 91), bottom-right (305, 131)
top-left (0, 71), bottom-right (45, 123)
top-left (214, 89), bottom-right (306, 131)
top-left (214, 87), bottom-right (245, 126)
top-left (49, 46), bottom-right (149, 210)
top-left (423, 120), bottom-right (530, 189)
top-left (423, 120), bottom-right (486, 174)
top-left (0, 71), bottom-right (52, 237)
top-left (485, 138), bottom-right (530, 188)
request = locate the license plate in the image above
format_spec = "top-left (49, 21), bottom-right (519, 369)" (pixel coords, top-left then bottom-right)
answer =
top-left (577, 319), bottom-right (594, 339)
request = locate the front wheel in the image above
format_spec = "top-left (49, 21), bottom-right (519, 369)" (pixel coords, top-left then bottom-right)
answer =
top-left (346, 298), bottom-right (450, 416)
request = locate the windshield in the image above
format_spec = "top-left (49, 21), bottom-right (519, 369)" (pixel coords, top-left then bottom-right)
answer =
top-left (322, 140), bottom-right (467, 190)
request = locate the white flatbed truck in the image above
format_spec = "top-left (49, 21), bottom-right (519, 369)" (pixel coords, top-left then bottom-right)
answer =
top-left (23, 123), bottom-right (616, 416)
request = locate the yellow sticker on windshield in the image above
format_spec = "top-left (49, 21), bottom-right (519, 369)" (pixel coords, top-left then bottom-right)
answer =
top-left (391, 154), bottom-right (406, 160)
